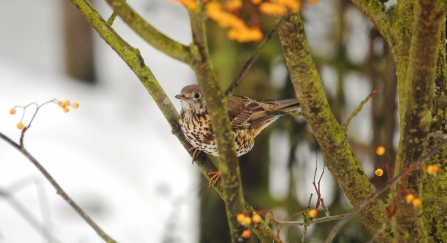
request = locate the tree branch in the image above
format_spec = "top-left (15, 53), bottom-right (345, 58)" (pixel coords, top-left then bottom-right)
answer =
top-left (0, 186), bottom-right (61, 243)
top-left (278, 12), bottom-right (393, 241)
top-left (350, 0), bottom-right (393, 47)
top-left (0, 132), bottom-right (117, 243)
top-left (188, 11), bottom-right (248, 243)
top-left (392, 0), bottom-right (447, 241)
top-left (68, 1), bottom-right (281, 241)
top-left (326, 138), bottom-right (447, 242)
top-left (105, 0), bottom-right (193, 64)
top-left (224, 15), bottom-right (286, 96)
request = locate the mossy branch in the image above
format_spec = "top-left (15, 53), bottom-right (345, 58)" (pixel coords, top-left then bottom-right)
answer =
top-left (325, 138), bottom-right (447, 243)
top-left (68, 0), bottom-right (281, 241)
top-left (350, 0), bottom-right (394, 47)
top-left (106, 0), bottom-right (193, 64)
top-left (392, 0), bottom-right (447, 241)
top-left (342, 87), bottom-right (379, 130)
top-left (188, 11), bottom-right (248, 243)
top-left (278, 12), bottom-right (393, 241)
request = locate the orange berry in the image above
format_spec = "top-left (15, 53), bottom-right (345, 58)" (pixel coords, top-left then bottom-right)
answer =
top-left (249, 28), bottom-right (263, 42)
top-left (10, 108), bottom-right (17, 115)
top-left (236, 214), bottom-right (245, 223)
top-left (241, 229), bottom-right (251, 238)
top-left (172, 0), bottom-right (198, 10)
top-left (375, 168), bottom-right (384, 177)
top-left (243, 216), bottom-right (252, 225)
top-left (59, 101), bottom-right (66, 108)
top-left (277, 0), bottom-right (301, 11)
top-left (72, 102), bottom-right (79, 109)
top-left (17, 122), bottom-right (24, 130)
top-left (308, 209), bottom-right (318, 218)
top-left (376, 146), bottom-right (385, 156)
top-left (65, 100), bottom-right (71, 106)
top-left (63, 107), bottom-right (69, 113)
top-left (412, 198), bottom-right (421, 207)
top-left (225, 0), bottom-right (242, 11)
top-left (405, 193), bottom-right (415, 204)
top-left (426, 165), bottom-right (439, 175)
top-left (251, 0), bottom-right (262, 5)
top-left (252, 214), bottom-right (261, 223)
top-left (259, 3), bottom-right (287, 16)
top-left (206, 2), bottom-right (222, 14)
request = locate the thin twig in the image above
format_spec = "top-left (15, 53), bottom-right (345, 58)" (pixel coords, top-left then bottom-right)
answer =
top-left (302, 194), bottom-right (314, 243)
top-left (224, 15), bottom-right (287, 96)
top-left (0, 132), bottom-right (117, 243)
top-left (277, 213), bottom-right (349, 226)
top-left (0, 187), bottom-right (60, 243)
top-left (342, 87), bottom-right (380, 129)
top-left (107, 12), bottom-right (118, 26)
top-left (324, 138), bottom-right (447, 243)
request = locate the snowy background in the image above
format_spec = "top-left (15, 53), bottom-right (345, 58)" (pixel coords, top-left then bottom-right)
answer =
top-left (0, 0), bottom-right (200, 242)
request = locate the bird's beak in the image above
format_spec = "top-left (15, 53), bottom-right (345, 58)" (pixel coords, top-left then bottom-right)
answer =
top-left (175, 94), bottom-right (187, 100)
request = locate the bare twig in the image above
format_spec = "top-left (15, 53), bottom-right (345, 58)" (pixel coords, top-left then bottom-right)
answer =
top-left (342, 87), bottom-right (380, 129)
top-left (0, 132), bottom-right (117, 243)
top-left (277, 213), bottom-right (349, 226)
top-left (312, 157), bottom-right (327, 214)
top-left (224, 15), bottom-right (287, 96)
top-left (324, 138), bottom-right (447, 243)
top-left (302, 194), bottom-right (314, 243)
top-left (0, 187), bottom-right (60, 243)
top-left (13, 99), bottom-right (61, 147)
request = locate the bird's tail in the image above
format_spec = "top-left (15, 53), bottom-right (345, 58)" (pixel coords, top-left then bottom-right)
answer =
top-left (261, 99), bottom-right (301, 113)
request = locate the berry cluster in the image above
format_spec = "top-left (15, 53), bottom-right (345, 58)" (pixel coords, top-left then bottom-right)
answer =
top-left (236, 212), bottom-right (262, 240)
top-left (374, 145), bottom-right (440, 210)
top-left (206, 1), bottom-right (263, 42)
top-left (405, 193), bottom-right (421, 208)
top-left (9, 99), bottom-right (79, 130)
top-left (171, 0), bottom-right (320, 42)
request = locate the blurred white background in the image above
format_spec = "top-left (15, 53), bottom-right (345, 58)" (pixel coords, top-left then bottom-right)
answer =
top-left (0, 0), bottom-right (200, 242)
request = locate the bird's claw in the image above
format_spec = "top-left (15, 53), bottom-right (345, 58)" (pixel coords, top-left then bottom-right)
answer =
top-left (189, 146), bottom-right (202, 164)
top-left (208, 171), bottom-right (221, 186)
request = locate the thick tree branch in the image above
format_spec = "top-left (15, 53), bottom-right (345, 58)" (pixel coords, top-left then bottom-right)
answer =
top-left (188, 11), bottom-right (248, 243)
top-left (278, 12), bottom-right (393, 241)
top-left (106, 0), bottom-right (193, 64)
top-left (392, 0), bottom-right (447, 241)
top-left (68, 0), bottom-right (220, 197)
top-left (68, 1), bottom-right (280, 241)
top-left (325, 138), bottom-right (447, 243)
top-left (350, 0), bottom-right (394, 46)
top-left (423, 23), bottom-right (447, 242)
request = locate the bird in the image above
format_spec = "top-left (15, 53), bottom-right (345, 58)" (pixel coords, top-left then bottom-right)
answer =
top-left (175, 84), bottom-right (300, 185)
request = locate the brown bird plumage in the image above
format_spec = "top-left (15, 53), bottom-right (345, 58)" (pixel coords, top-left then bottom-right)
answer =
top-left (176, 84), bottom-right (300, 185)
top-left (176, 84), bottom-right (300, 157)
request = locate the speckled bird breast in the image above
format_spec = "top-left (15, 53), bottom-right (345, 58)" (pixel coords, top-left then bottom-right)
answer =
top-left (179, 111), bottom-right (255, 157)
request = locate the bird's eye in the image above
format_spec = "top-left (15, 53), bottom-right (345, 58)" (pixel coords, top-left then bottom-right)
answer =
top-left (194, 92), bottom-right (201, 99)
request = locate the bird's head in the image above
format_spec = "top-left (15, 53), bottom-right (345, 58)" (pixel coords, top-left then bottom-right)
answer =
top-left (175, 85), bottom-right (207, 114)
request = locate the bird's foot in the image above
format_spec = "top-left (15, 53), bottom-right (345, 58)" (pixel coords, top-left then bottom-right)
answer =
top-left (208, 171), bottom-right (221, 186)
top-left (189, 146), bottom-right (202, 164)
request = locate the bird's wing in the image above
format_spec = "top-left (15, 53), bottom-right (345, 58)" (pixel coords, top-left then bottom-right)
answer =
top-left (227, 96), bottom-right (255, 129)
top-left (228, 96), bottom-right (300, 135)
top-left (227, 96), bottom-right (277, 129)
